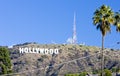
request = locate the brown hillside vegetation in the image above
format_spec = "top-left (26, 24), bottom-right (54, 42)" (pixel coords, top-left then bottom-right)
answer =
top-left (8, 42), bottom-right (120, 76)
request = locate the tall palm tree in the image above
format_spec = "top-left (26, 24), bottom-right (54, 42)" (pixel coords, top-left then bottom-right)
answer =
top-left (114, 11), bottom-right (120, 75)
top-left (92, 5), bottom-right (114, 76)
top-left (114, 11), bottom-right (120, 32)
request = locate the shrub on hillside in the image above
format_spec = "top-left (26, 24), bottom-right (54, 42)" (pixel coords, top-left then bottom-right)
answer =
top-left (64, 72), bottom-right (87, 76)
top-left (0, 47), bottom-right (12, 75)
top-left (99, 69), bottom-right (112, 76)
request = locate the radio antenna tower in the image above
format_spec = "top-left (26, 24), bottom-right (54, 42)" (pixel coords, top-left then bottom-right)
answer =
top-left (72, 12), bottom-right (77, 44)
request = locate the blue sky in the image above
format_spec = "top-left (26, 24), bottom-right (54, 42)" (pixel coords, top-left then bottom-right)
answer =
top-left (0, 0), bottom-right (120, 49)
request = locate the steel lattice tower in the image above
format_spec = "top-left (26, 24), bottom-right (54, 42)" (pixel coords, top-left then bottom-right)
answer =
top-left (72, 12), bottom-right (77, 44)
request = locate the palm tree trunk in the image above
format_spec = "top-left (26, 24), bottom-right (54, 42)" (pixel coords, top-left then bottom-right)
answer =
top-left (101, 35), bottom-right (104, 76)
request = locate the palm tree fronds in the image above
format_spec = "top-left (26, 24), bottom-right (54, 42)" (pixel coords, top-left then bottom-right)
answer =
top-left (93, 5), bottom-right (114, 35)
top-left (114, 11), bottom-right (120, 32)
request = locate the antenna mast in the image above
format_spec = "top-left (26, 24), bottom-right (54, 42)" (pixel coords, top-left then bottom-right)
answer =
top-left (72, 12), bottom-right (77, 44)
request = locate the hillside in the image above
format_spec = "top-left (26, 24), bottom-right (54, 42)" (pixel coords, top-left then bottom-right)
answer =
top-left (7, 42), bottom-right (120, 76)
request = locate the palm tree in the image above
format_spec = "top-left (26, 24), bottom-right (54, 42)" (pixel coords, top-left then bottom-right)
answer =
top-left (114, 11), bottom-right (120, 76)
top-left (114, 11), bottom-right (120, 32)
top-left (93, 5), bottom-right (114, 76)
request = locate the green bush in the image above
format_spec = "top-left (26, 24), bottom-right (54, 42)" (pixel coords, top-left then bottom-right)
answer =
top-left (0, 47), bottom-right (12, 75)
top-left (64, 72), bottom-right (87, 76)
top-left (0, 63), bottom-right (7, 74)
top-left (93, 70), bottom-right (100, 74)
top-left (99, 69), bottom-right (112, 76)
top-left (79, 72), bottom-right (87, 76)
top-left (112, 67), bottom-right (116, 72)
top-left (104, 69), bottom-right (112, 76)
top-left (116, 67), bottom-right (120, 72)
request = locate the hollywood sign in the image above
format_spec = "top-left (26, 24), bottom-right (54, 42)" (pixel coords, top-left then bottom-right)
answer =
top-left (19, 47), bottom-right (59, 54)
